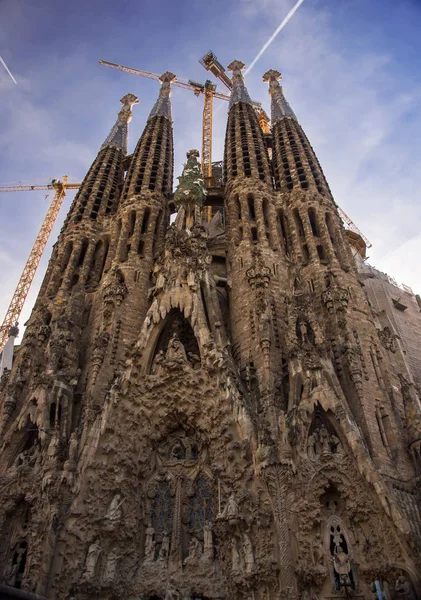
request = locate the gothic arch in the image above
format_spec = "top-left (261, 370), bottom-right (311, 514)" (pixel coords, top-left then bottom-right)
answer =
top-left (306, 405), bottom-right (345, 462)
top-left (145, 309), bottom-right (200, 374)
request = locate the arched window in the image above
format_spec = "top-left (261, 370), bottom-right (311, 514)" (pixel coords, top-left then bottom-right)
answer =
top-left (188, 475), bottom-right (214, 532)
top-left (151, 479), bottom-right (174, 534)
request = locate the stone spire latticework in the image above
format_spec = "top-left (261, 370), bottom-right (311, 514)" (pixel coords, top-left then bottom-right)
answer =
top-left (263, 69), bottom-right (297, 123)
top-left (227, 60), bottom-right (253, 109)
top-left (224, 59), bottom-right (271, 185)
top-left (101, 93), bottom-right (139, 153)
top-left (122, 73), bottom-right (174, 201)
top-left (148, 71), bottom-right (176, 121)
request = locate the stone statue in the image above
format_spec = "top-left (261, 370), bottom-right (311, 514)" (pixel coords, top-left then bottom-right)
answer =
top-left (333, 549), bottom-right (351, 577)
top-left (82, 539), bottom-right (101, 581)
top-left (220, 493), bottom-right (239, 521)
top-left (104, 493), bottom-right (124, 530)
top-left (151, 350), bottom-right (165, 375)
top-left (311, 533), bottom-right (324, 566)
top-left (242, 532), bottom-right (255, 573)
top-left (103, 548), bottom-right (119, 583)
top-left (144, 523), bottom-right (155, 563)
top-left (329, 433), bottom-right (344, 455)
top-left (158, 530), bottom-right (170, 562)
top-left (183, 536), bottom-right (202, 566)
top-left (68, 431), bottom-right (79, 465)
top-left (166, 333), bottom-right (187, 364)
top-left (299, 320), bottom-right (309, 344)
top-left (231, 539), bottom-right (241, 573)
top-left (319, 424), bottom-right (330, 453)
top-left (395, 575), bottom-right (412, 599)
top-left (203, 520), bottom-right (214, 560)
top-left (307, 432), bottom-right (318, 460)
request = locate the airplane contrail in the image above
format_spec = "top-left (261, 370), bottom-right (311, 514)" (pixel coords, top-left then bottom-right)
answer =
top-left (245, 0), bottom-right (306, 75)
top-left (0, 56), bottom-right (17, 84)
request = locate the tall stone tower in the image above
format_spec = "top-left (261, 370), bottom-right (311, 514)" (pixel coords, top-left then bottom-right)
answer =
top-left (0, 61), bottom-right (420, 600)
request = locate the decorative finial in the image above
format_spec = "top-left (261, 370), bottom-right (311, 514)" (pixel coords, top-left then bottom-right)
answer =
top-left (227, 59), bottom-right (252, 109)
top-left (263, 69), bottom-right (296, 123)
top-left (186, 149), bottom-right (199, 159)
top-left (117, 93), bottom-right (139, 124)
top-left (101, 92), bottom-right (139, 153)
top-left (159, 71), bottom-right (176, 86)
top-left (148, 72), bottom-right (176, 120)
top-left (227, 60), bottom-right (246, 77)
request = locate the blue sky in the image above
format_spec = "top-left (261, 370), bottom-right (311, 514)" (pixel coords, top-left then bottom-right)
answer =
top-left (1, 0), bottom-right (421, 340)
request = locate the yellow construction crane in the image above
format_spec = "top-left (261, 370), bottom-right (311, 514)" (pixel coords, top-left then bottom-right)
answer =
top-left (0, 177), bottom-right (80, 352)
top-left (337, 206), bottom-right (372, 258)
top-left (99, 60), bottom-right (231, 179)
top-left (199, 50), bottom-right (271, 133)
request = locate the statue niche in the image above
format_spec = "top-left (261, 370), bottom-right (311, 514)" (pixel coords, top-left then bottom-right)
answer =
top-left (325, 516), bottom-right (355, 592)
top-left (150, 309), bottom-right (201, 373)
top-left (307, 408), bottom-right (344, 461)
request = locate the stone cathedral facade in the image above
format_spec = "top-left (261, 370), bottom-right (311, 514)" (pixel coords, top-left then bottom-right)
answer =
top-left (0, 61), bottom-right (420, 600)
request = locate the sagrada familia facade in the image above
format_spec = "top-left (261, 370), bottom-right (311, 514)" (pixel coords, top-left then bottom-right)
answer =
top-left (0, 60), bottom-right (420, 600)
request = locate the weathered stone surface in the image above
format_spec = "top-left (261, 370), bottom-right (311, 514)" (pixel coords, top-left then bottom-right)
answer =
top-left (0, 63), bottom-right (420, 600)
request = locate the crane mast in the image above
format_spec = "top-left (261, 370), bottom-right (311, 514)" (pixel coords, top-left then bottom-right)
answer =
top-left (0, 177), bottom-right (80, 352)
top-left (99, 60), bottom-right (230, 180)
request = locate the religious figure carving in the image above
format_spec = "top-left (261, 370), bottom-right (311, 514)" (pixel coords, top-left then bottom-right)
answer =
top-left (183, 536), bottom-right (202, 566)
top-left (202, 520), bottom-right (214, 560)
top-left (103, 548), bottom-right (119, 584)
top-left (231, 539), bottom-right (241, 573)
top-left (219, 493), bottom-right (239, 522)
top-left (68, 431), bottom-right (79, 465)
top-left (319, 424), bottom-right (329, 453)
top-left (395, 575), bottom-right (412, 600)
top-left (307, 432), bottom-right (318, 461)
top-left (82, 539), bottom-right (101, 581)
top-left (158, 530), bottom-right (170, 562)
top-left (166, 333), bottom-right (188, 365)
top-left (311, 533), bottom-right (324, 566)
top-left (329, 433), bottom-right (344, 455)
top-left (242, 532), bottom-right (255, 573)
top-left (104, 493), bottom-right (124, 530)
top-left (144, 523), bottom-right (155, 563)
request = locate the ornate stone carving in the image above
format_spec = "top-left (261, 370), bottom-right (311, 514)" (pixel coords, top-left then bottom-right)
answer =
top-left (378, 326), bottom-right (398, 353)
top-left (81, 539), bottom-right (101, 581)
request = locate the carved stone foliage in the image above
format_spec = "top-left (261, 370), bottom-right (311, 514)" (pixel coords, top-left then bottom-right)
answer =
top-left (322, 285), bottom-right (349, 314)
top-left (378, 326), bottom-right (398, 353)
top-left (102, 267), bottom-right (128, 323)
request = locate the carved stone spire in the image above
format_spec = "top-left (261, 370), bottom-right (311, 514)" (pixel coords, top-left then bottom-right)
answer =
top-left (263, 69), bottom-right (297, 124)
top-left (227, 60), bottom-right (253, 109)
top-left (174, 149), bottom-right (206, 230)
top-left (101, 93), bottom-right (139, 154)
top-left (148, 72), bottom-right (176, 121)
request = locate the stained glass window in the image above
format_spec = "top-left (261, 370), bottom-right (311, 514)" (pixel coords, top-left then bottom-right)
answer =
top-left (189, 476), bottom-right (214, 532)
top-left (151, 480), bottom-right (174, 534)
